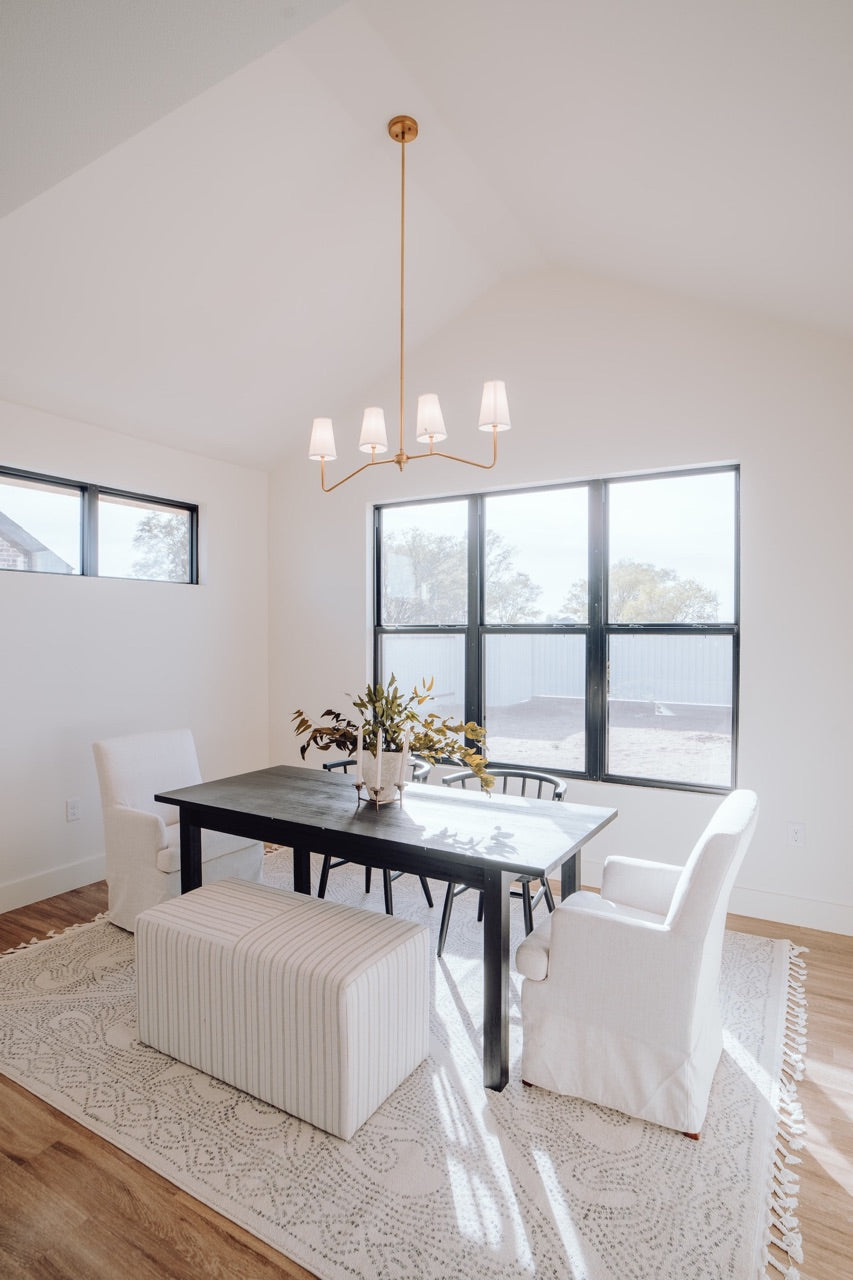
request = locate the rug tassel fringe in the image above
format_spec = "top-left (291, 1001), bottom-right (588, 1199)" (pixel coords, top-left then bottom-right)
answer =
top-left (2, 912), bottom-right (108, 954)
top-left (763, 1259), bottom-right (801, 1280)
top-left (763, 942), bottom-right (808, 1280)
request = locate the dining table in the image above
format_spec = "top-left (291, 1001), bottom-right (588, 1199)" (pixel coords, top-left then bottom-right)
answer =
top-left (155, 763), bottom-right (618, 1091)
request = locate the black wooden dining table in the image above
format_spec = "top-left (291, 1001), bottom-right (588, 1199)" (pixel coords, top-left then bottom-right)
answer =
top-left (156, 763), bottom-right (617, 1091)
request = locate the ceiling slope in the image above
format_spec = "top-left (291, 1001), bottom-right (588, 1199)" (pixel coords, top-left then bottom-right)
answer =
top-left (1, 0), bottom-right (852, 468)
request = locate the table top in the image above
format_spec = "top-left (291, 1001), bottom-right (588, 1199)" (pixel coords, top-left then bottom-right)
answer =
top-left (156, 763), bottom-right (617, 883)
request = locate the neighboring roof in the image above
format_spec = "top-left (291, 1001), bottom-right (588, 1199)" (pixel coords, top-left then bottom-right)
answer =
top-left (0, 510), bottom-right (74, 573)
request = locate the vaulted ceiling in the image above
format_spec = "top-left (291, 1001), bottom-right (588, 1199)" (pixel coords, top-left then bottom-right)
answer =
top-left (2, 0), bottom-right (851, 468)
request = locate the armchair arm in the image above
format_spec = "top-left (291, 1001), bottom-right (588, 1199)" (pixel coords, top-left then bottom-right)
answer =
top-left (516, 888), bottom-right (668, 982)
top-left (103, 806), bottom-right (169, 858)
top-left (600, 856), bottom-right (682, 916)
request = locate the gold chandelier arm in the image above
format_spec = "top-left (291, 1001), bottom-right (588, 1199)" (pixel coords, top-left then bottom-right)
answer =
top-left (404, 427), bottom-right (500, 471)
top-left (319, 453), bottom-right (401, 493)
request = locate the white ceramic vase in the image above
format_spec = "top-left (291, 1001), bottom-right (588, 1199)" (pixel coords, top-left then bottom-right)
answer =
top-left (360, 750), bottom-right (404, 805)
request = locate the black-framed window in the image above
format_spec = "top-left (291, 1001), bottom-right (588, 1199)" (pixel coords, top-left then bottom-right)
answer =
top-left (0, 466), bottom-right (198, 583)
top-left (374, 465), bottom-right (739, 793)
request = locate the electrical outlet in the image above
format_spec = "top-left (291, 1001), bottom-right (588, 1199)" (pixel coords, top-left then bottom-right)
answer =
top-left (787, 822), bottom-right (805, 849)
top-left (65, 797), bottom-right (82, 823)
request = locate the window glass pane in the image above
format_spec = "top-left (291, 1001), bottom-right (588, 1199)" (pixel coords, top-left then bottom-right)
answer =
top-left (0, 475), bottom-right (81, 573)
top-left (98, 495), bottom-right (191, 582)
top-left (607, 634), bottom-right (733, 786)
top-left (485, 634), bottom-right (586, 771)
top-left (608, 472), bottom-right (736, 623)
top-left (380, 501), bottom-right (467, 625)
top-left (484, 487), bottom-right (588, 623)
top-left (379, 634), bottom-right (466, 723)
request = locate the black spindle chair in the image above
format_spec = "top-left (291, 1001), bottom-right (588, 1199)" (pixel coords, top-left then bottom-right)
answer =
top-left (437, 767), bottom-right (567, 958)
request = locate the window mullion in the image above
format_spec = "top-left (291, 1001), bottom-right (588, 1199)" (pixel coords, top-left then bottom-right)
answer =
top-left (586, 479), bottom-right (606, 780)
top-left (465, 496), bottom-right (483, 735)
top-left (372, 507), bottom-right (382, 681)
top-left (83, 484), bottom-right (99, 577)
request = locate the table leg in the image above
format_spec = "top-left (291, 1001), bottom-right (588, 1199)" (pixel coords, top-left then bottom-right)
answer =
top-left (482, 866), bottom-right (511, 1091)
top-left (180, 813), bottom-right (202, 893)
top-left (382, 869), bottom-right (394, 916)
top-left (561, 851), bottom-right (580, 899)
top-left (293, 845), bottom-right (311, 895)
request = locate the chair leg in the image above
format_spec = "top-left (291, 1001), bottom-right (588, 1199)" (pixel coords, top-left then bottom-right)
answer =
top-left (365, 866), bottom-right (372, 893)
top-left (317, 854), bottom-right (332, 899)
top-left (382, 868), bottom-right (394, 915)
top-left (418, 876), bottom-right (434, 908)
top-left (437, 882), bottom-right (456, 958)
top-left (521, 882), bottom-right (535, 936)
top-left (542, 877), bottom-right (555, 912)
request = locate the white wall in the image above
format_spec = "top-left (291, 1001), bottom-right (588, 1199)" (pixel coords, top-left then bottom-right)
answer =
top-left (269, 266), bottom-right (853, 935)
top-left (0, 400), bottom-right (270, 911)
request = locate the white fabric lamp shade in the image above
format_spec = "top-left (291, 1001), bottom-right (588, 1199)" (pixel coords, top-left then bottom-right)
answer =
top-left (478, 380), bottom-right (511, 432)
top-left (309, 418), bottom-right (337, 460)
top-left (415, 393), bottom-right (448, 443)
top-left (359, 406), bottom-right (388, 454)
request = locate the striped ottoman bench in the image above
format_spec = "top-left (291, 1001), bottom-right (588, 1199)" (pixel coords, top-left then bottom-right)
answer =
top-left (135, 877), bottom-right (431, 1140)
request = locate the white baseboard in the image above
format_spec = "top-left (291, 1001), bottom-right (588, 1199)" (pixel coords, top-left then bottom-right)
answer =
top-left (0, 854), bottom-right (106, 915)
top-left (727, 884), bottom-right (853, 937)
top-left (579, 851), bottom-right (853, 937)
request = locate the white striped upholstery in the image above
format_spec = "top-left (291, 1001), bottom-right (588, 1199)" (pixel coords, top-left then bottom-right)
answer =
top-left (136, 879), bottom-right (431, 1140)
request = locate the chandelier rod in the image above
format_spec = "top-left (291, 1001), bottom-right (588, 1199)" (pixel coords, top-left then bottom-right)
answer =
top-left (398, 117), bottom-right (406, 460)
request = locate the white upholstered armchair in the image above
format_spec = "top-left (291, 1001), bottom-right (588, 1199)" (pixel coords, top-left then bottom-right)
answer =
top-left (93, 729), bottom-right (264, 932)
top-left (516, 789), bottom-right (759, 1136)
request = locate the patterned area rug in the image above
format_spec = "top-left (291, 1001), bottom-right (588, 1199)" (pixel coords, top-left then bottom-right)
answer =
top-left (0, 854), bottom-right (806, 1279)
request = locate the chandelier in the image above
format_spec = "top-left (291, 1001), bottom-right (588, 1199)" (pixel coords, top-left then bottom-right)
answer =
top-left (308, 116), bottom-right (511, 493)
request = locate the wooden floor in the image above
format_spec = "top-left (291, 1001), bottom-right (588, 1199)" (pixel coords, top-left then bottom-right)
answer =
top-left (0, 885), bottom-right (851, 1279)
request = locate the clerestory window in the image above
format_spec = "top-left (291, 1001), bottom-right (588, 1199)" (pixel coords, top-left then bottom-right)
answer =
top-left (0, 466), bottom-right (198, 583)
